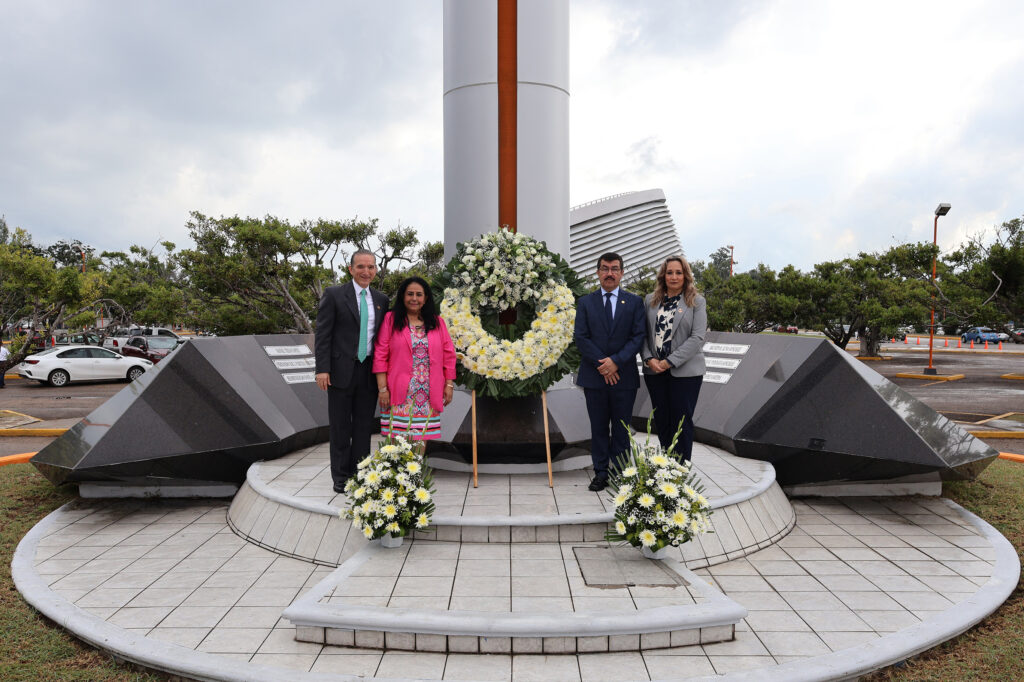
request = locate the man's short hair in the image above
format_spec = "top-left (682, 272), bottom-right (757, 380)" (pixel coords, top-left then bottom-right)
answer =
top-left (350, 249), bottom-right (376, 267)
top-left (596, 252), bottom-right (624, 270)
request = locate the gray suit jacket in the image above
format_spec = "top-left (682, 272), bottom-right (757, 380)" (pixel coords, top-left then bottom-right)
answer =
top-left (640, 293), bottom-right (707, 377)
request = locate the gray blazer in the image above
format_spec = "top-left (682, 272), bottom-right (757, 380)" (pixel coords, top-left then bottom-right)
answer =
top-left (640, 293), bottom-right (707, 377)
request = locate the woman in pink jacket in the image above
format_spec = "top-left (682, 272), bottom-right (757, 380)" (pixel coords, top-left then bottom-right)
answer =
top-left (373, 276), bottom-right (457, 449)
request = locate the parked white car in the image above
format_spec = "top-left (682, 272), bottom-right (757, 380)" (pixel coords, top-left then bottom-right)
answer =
top-left (16, 345), bottom-right (153, 387)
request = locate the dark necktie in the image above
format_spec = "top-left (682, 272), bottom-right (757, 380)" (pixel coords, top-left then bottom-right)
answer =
top-left (604, 292), bottom-right (613, 324)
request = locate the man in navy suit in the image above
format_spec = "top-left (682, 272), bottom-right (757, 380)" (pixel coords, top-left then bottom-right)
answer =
top-left (574, 252), bottom-right (646, 491)
top-left (315, 249), bottom-right (389, 493)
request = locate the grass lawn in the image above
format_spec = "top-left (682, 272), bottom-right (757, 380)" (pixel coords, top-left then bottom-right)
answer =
top-left (1, 458), bottom-right (1022, 680)
top-left (0, 463), bottom-right (168, 681)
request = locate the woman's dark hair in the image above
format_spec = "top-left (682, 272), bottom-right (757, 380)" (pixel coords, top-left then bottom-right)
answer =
top-left (391, 276), bottom-right (439, 332)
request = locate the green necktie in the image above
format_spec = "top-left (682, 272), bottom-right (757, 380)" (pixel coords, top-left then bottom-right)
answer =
top-left (357, 289), bottom-right (369, 362)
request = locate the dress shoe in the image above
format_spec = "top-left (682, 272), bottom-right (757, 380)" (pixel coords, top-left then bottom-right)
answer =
top-left (333, 477), bottom-right (350, 494)
top-left (588, 476), bottom-right (608, 492)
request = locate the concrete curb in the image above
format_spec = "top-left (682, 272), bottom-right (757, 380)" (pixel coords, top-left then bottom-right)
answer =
top-left (682, 497), bottom-right (1022, 682)
top-left (247, 455), bottom-right (777, 528)
top-left (0, 428), bottom-right (68, 437)
top-left (11, 502), bottom-right (415, 682)
top-left (283, 543), bottom-right (747, 639)
top-left (893, 373), bottom-right (964, 381)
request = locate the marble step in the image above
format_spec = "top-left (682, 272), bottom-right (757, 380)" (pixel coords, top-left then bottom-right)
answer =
top-left (226, 442), bottom-right (796, 568)
top-left (283, 541), bottom-right (746, 654)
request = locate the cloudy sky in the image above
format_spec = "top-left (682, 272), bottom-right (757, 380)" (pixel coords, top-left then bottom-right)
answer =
top-left (3, 1), bottom-right (1023, 272)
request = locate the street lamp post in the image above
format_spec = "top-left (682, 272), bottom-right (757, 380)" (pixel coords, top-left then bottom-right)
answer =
top-left (728, 245), bottom-right (736, 277)
top-left (924, 203), bottom-right (951, 375)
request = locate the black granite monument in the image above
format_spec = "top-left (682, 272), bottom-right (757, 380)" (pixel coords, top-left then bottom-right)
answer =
top-left (31, 335), bottom-right (327, 487)
top-left (634, 332), bottom-right (998, 486)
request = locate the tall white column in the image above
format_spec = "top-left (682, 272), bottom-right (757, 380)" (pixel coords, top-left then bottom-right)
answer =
top-left (442, 0), bottom-right (569, 259)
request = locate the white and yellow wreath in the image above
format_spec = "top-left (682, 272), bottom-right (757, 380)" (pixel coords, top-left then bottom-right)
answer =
top-left (435, 230), bottom-right (588, 399)
top-left (441, 284), bottom-right (575, 381)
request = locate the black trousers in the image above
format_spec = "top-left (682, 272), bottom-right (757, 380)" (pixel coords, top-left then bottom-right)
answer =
top-left (327, 358), bottom-right (376, 485)
top-left (584, 387), bottom-right (638, 479)
top-left (644, 373), bottom-right (703, 461)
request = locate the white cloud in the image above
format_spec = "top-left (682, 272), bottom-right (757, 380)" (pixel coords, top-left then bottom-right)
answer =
top-left (1, 1), bottom-right (1022, 274)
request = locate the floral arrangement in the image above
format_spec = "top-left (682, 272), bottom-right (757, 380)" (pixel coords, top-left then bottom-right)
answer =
top-left (604, 424), bottom-right (713, 552)
top-left (340, 434), bottom-right (435, 540)
top-left (435, 230), bottom-right (588, 399)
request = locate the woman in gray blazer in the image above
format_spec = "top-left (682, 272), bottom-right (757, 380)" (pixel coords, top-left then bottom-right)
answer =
top-left (641, 256), bottom-right (707, 461)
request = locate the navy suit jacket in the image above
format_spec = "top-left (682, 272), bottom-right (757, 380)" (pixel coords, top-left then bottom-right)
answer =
top-left (573, 288), bottom-right (646, 390)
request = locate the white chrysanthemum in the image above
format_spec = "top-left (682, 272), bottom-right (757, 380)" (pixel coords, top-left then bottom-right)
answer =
top-left (365, 471), bottom-right (381, 486)
top-left (385, 522), bottom-right (400, 533)
top-left (383, 504), bottom-right (397, 518)
top-left (615, 520), bottom-right (627, 534)
top-left (649, 454), bottom-right (670, 467)
top-left (613, 492), bottom-right (629, 508)
top-left (416, 514), bottom-right (430, 528)
top-left (683, 485), bottom-right (698, 499)
top-left (406, 461), bottom-right (421, 475)
top-left (362, 526), bottom-right (374, 539)
top-left (414, 488), bottom-right (431, 503)
top-left (638, 494), bottom-right (656, 508)
top-left (621, 466), bottom-right (638, 478)
top-left (639, 530), bottom-right (657, 547)
top-left (672, 510), bottom-right (687, 527)
top-left (659, 482), bottom-right (680, 498)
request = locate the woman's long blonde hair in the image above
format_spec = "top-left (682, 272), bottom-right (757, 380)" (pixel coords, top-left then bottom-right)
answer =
top-left (650, 256), bottom-right (698, 309)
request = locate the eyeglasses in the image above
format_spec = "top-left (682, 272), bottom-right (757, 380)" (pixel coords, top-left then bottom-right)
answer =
top-left (598, 266), bottom-right (622, 274)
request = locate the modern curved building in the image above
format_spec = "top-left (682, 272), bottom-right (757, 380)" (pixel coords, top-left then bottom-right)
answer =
top-left (568, 188), bottom-right (684, 280)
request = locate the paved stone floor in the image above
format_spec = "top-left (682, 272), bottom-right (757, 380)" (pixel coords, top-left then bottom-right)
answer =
top-left (25, 491), bottom-right (1004, 680)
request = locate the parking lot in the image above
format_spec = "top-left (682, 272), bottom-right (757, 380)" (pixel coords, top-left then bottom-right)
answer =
top-left (2, 344), bottom-right (1022, 457)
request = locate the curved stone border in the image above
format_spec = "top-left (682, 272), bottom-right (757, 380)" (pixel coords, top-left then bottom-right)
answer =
top-left (10, 503), bottom-right (381, 682)
top-left (230, 456), bottom-right (794, 567)
top-left (13, 497), bottom-right (1019, 681)
top-left (710, 496), bottom-right (1021, 682)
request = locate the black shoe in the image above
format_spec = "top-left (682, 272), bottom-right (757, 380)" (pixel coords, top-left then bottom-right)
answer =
top-left (588, 476), bottom-right (608, 492)
top-left (333, 476), bottom-right (350, 494)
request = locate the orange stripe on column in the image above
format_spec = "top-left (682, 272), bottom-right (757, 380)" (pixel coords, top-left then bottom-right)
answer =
top-left (497, 0), bottom-right (516, 233)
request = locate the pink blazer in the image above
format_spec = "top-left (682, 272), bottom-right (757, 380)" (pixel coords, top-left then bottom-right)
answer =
top-left (372, 312), bottom-right (457, 414)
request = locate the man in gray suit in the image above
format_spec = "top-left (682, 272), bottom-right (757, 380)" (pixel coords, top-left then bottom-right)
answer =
top-left (315, 249), bottom-right (389, 493)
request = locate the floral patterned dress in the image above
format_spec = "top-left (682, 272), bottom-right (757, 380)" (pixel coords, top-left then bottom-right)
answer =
top-left (382, 325), bottom-right (442, 440)
top-left (653, 294), bottom-right (682, 360)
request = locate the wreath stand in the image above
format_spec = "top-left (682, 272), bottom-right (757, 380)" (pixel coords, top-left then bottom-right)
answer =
top-left (470, 389), bottom-right (553, 489)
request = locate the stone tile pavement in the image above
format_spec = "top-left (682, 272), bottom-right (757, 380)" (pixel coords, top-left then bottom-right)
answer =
top-left (19, 490), bottom-right (1011, 680)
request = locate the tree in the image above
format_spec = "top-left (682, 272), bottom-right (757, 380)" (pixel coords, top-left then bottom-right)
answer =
top-left (800, 244), bottom-right (934, 356)
top-left (940, 216), bottom-right (1024, 330)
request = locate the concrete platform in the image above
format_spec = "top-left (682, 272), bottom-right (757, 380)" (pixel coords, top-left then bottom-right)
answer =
top-left (228, 439), bottom-right (795, 569)
top-left (13, 474), bottom-right (1020, 680)
top-left (283, 542), bottom-right (746, 653)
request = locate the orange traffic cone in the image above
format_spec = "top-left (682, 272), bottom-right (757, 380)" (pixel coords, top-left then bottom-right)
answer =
top-left (916, 336), bottom-right (920, 345)
top-left (904, 336), bottom-right (908, 344)
top-left (944, 338), bottom-right (948, 347)
top-left (985, 341), bottom-right (989, 349)
top-left (957, 338), bottom-right (961, 348)
top-left (970, 340), bottom-right (974, 349)
top-left (890, 338), bottom-right (895, 343)
top-left (999, 341), bottom-right (1003, 350)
